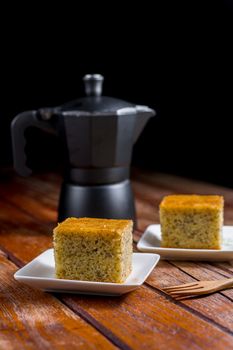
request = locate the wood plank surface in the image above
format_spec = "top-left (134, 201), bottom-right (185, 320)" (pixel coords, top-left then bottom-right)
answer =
top-left (145, 260), bottom-right (233, 332)
top-left (0, 169), bottom-right (233, 349)
top-left (63, 286), bottom-right (233, 350)
top-left (0, 170), bottom-right (58, 224)
top-left (1, 196), bottom-right (233, 349)
top-left (0, 249), bottom-right (117, 350)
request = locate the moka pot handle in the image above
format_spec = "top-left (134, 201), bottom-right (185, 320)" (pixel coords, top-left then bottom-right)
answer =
top-left (11, 110), bottom-right (55, 176)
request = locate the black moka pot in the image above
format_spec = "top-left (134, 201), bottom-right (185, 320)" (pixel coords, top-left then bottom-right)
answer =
top-left (11, 74), bottom-right (155, 223)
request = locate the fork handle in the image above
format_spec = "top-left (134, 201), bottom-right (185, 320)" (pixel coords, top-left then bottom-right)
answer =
top-left (220, 277), bottom-right (233, 288)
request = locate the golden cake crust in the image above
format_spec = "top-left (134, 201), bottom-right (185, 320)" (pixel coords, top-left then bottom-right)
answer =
top-left (54, 217), bottom-right (132, 236)
top-left (160, 195), bottom-right (223, 210)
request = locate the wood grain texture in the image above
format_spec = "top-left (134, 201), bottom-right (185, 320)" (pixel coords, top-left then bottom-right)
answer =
top-left (63, 287), bottom-right (233, 350)
top-left (133, 230), bottom-right (233, 332)
top-left (1, 169), bottom-right (233, 349)
top-left (0, 250), bottom-right (117, 350)
top-left (2, 199), bottom-right (233, 349)
top-left (0, 170), bottom-right (58, 224)
top-left (145, 260), bottom-right (233, 332)
top-left (0, 200), bottom-right (53, 263)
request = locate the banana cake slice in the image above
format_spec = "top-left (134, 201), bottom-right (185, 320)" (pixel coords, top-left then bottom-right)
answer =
top-left (53, 217), bottom-right (133, 282)
top-left (159, 195), bottom-right (224, 249)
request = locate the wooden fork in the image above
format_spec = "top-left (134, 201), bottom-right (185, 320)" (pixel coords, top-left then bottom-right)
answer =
top-left (163, 277), bottom-right (233, 300)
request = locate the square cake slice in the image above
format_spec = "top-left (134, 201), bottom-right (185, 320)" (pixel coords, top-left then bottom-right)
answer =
top-left (159, 195), bottom-right (224, 249)
top-left (53, 217), bottom-right (133, 283)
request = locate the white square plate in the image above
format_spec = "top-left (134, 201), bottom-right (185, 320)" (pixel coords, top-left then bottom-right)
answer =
top-left (14, 249), bottom-right (160, 296)
top-left (137, 225), bottom-right (233, 261)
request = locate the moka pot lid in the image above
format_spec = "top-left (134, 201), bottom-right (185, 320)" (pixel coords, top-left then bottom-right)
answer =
top-left (57, 74), bottom-right (154, 117)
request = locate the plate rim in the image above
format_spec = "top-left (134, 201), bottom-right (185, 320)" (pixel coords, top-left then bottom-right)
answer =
top-left (14, 249), bottom-right (160, 288)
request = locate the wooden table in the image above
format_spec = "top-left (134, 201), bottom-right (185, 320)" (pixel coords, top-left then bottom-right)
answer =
top-left (0, 168), bottom-right (233, 350)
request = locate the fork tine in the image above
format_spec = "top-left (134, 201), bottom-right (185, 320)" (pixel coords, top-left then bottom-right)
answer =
top-left (169, 286), bottom-right (205, 296)
top-left (165, 285), bottom-right (203, 293)
top-left (163, 282), bottom-right (198, 291)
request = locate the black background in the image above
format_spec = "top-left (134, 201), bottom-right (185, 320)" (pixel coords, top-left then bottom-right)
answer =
top-left (1, 1), bottom-right (233, 186)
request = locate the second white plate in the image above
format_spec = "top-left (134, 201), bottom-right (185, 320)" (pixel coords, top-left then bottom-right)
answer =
top-left (137, 225), bottom-right (233, 261)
